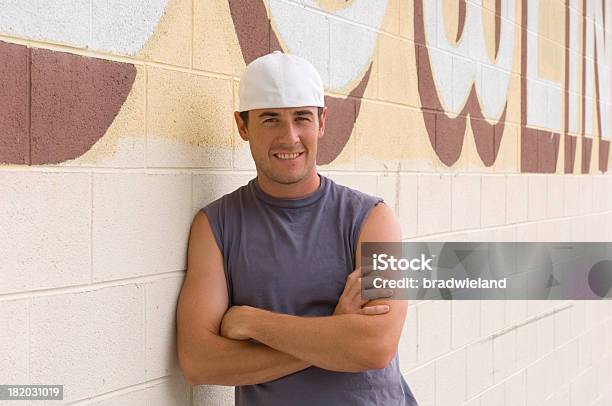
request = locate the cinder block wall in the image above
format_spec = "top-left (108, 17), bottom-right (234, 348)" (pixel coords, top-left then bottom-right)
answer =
top-left (1, 1), bottom-right (611, 405)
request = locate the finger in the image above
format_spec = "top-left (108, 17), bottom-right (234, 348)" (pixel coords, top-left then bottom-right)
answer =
top-left (347, 268), bottom-right (361, 282)
top-left (360, 275), bottom-right (380, 289)
top-left (339, 271), bottom-right (360, 296)
top-left (359, 264), bottom-right (375, 276)
top-left (358, 288), bottom-right (392, 306)
top-left (340, 284), bottom-right (363, 309)
top-left (344, 276), bottom-right (361, 297)
top-left (360, 305), bottom-right (390, 315)
top-left (362, 288), bottom-right (394, 301)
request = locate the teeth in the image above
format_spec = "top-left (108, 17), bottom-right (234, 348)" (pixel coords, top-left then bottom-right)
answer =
top-left (275, 152), bottom-right (301, 160)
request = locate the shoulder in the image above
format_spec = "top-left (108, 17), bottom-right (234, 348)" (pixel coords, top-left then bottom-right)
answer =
top-left (358, 201), bottom-right (400, 243)
top-left (324, 175), bottom-right (383, 209)
top-left (322, 175), bottom-right (398, 238)
top-left (362, 202), bottom-right (398, 231)
top-left (196, 181), bottom-right (253, 249)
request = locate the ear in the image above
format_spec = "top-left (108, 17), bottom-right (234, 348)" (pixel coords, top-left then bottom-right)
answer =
top-left (318, 106), bottom-right (328, 139)
top-left (234, 111), bottom-right (249, 141)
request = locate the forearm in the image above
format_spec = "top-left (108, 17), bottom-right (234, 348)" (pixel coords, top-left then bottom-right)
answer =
top-left (182, 332), bottom-right (311, 386)
top-left (244, 309), bottom-right (394, 372)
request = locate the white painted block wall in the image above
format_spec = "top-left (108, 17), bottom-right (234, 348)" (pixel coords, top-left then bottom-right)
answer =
top-left (1, 170), bottom-right (611, 406)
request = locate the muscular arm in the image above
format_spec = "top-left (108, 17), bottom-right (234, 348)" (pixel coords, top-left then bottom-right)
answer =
top-left (220, 202), bottom-right (408, 373)
top-left (177, 211), bottom-right (311, 386)
top-left (223, 306), bottom-right (401, 372)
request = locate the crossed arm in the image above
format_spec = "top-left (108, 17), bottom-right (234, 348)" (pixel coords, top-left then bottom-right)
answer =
top-left (176, 203), bottom-right (407, 386)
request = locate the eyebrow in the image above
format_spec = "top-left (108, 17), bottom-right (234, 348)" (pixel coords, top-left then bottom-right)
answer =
top-left (257, 110), bottom-right (314, 118)
top-left (294, 110), bottom-right (314, 116)
top-left (257, 112), bottom-right (279, 118)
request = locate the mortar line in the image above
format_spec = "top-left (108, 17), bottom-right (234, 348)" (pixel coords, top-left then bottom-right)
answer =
top-left (0, 270), bottom-right (185, 302)
top-left (63, 375), bottom-right (178, 405)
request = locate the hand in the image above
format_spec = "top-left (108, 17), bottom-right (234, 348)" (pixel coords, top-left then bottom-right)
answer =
top-left (333, 266), bottom-right (394, 316)
top-left (220, 305), bottom-right (255, 340)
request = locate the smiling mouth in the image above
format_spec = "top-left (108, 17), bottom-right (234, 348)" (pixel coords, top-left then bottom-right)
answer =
top-left (273, 152), bottom-right (304, 160)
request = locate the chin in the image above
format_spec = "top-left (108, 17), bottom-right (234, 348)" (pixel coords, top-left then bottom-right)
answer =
top-left (273, 175), bottom-right (306, 185)
top-left (266, 169), bottom-right (308, 185)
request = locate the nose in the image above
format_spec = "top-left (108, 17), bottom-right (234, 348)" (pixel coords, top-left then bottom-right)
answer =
top-left (281, 120), bottom-right (301, 143)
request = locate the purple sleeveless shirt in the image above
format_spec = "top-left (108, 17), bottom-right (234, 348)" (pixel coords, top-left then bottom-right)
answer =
top-left (201, 174), bottom-right (418, 406)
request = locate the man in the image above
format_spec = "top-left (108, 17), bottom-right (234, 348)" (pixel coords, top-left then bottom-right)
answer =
top-left (177, 51), bottom-right (418, 405)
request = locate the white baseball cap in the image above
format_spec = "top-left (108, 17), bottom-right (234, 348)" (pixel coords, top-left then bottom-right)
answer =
top-left (237, 51), bottom-right (325, 112)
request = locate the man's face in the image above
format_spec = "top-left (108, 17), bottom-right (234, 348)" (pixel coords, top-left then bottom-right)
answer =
top-left (234, 106), bottom-right (327, 186)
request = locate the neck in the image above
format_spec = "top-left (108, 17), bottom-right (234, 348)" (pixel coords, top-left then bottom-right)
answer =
top-left (256, 170), bottom-right (321, 199)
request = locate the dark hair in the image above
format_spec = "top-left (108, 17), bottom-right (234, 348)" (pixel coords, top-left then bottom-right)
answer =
top-left (239, 107), bottom-right (324, 128)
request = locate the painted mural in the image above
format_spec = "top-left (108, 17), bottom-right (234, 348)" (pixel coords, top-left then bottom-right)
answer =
top-left (0, 0), bottom-right (610, 173)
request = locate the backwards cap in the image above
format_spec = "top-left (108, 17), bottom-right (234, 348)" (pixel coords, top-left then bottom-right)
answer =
top-left (238, 51), bottom-right (325, 112)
